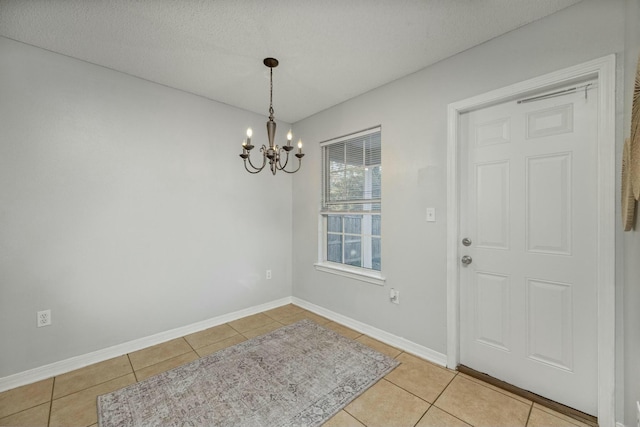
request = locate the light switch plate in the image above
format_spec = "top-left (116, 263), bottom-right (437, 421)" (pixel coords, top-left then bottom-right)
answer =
top-left (426, 208), bottom-right (436, 222)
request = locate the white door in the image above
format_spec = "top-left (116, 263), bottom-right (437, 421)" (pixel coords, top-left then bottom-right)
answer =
top-left (459, 80), bottom-right (598, 415)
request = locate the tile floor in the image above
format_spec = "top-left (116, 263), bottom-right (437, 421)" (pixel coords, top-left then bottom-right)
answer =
top-left (0, 304), bottom-right (591, 427)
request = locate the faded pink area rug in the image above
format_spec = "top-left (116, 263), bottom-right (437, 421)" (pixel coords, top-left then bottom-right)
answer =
top-left (98, 319), bottom-right (399, 426)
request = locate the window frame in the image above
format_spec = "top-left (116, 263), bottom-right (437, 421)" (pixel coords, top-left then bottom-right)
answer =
top-left (313, 126), bottom-right (385, 286)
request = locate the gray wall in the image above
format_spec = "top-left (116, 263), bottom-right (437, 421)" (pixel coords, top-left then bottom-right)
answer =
top-left (291, 0), bottom-right (630, 422)
top-left (2, 0), bottom-right (639, 424)
top-left (0, 37), bottom-right (293, 377)
top-left (623, 0), bottom-right (640, 425)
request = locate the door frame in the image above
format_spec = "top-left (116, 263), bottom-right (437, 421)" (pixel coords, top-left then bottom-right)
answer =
top-left (446, 55), bottom-right (616, 425)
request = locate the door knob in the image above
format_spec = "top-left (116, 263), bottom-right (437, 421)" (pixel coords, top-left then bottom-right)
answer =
top-left (462, 238), bottom-right (472, 246)
top-left (461, 255), bottom-right (473, 265)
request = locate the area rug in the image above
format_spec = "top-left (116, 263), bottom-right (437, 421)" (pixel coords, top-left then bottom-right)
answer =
top-left (97, 319), bottom-right (399, 426)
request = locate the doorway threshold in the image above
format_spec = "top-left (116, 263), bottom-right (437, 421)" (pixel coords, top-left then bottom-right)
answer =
top-left (457, 365), bottom-right (598, 427)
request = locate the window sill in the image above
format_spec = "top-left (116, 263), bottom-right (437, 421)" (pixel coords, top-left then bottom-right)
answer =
top-left (313, 262), bottom-right (386, 286)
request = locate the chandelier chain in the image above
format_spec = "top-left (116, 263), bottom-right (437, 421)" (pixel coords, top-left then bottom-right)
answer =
top-left (269, 67), bottom-right (274, 120)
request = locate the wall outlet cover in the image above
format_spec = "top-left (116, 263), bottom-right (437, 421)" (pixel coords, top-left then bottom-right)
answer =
top-left (37, 310), bottom-right (51, 327)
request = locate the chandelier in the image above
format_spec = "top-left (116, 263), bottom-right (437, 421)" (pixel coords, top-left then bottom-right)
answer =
top-left (239, 58), bottom-right (304, 175)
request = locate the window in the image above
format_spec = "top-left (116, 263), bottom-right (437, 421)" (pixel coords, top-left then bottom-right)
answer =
top-left (316, 127), bottom-right (383, 284)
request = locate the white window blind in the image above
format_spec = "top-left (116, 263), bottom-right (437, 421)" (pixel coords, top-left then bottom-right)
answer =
top-left (321, 127), bottom-right (381, 213)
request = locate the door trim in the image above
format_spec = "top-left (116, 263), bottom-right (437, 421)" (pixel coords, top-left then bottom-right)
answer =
top-left (446, 55), bottom-right (616, 425)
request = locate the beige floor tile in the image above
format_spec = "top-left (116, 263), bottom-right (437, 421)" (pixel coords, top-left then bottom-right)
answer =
top-left (299, 310), bottom-right (331, 325)
top-left (0, 402), bottom-right (50, 427)
top-left (275, 313), bottom-right (304, 326)
top-left (532, 403), bottom-right (592, 427)
top-left (384, 353), bottom-right (455, 403)
top-left (135, 351), bottom-right (199, 381)
top-left (435, 376), bottom-right (531, 427)
top-left (53, 355), bottom-right (132, 399)
top-left (183, 323), bottom-right (239, 349)
top-left (416, 405), bottom-right (471, 427)
top-left (458, 373), bottom-right (532, 405)
top-left (263, 304), bottom-right (305, 322)
top-left (345, 379), bottom-right (430, 427)
top-left (278, 311), bottom-right (330, 326)
top-left (527, 407), bottom-right (588, 427)
top-left (323, 322), bottom-right (362, 340)
top-left (228, 313), bottom-right (275, 333)
top-left (0, 378), bottom-right (53, 418)
top-left (128, 338), bottom-right (192, 371)
top-left (323, 409), bottom-right (365, 427)
top-left (355, 335), bottom-right (402, 358)
top-left (241, 321), bottom-right (283, 339)
top-left (196, 335), bottom-right (247, 357)
top-left (49, 373), bottom-right (135, 427)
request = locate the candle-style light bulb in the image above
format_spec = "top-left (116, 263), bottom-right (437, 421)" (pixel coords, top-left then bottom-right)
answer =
top-left (287, 130), bottom-right (293, 143)
top-left (245, 128), bottom-right (252, 148)
top-left (297, 140), bottom-right (303, 153)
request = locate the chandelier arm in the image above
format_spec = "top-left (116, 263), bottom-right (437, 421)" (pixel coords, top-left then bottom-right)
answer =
top-left (276, 148), bottom-right (290, 170)
top-left (245, 146), bottom-right (268, 172)
top-left (279, 158), bottom-right (303, 174)
top-left (243, 159), bottom-right (264, 174)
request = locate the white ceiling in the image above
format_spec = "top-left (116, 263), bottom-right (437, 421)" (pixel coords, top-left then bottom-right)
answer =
top-left (0, 0), bottom-right (583, 123)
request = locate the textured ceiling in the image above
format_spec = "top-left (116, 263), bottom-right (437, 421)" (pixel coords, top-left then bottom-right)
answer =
top-left (0, 0), bottom-right (583, 123)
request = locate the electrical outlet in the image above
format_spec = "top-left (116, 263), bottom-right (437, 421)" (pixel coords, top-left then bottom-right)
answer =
top-left (37, 310), bottom-right (51, 327)
top-left (266, 269), bottom-right (272, 280)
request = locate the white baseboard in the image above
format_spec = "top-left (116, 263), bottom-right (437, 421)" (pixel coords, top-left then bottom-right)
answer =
top-left (0, 297), bottom-right (293, 393)
top-left (292, 297), bottom-right (448, 367)
top-left (2, 296), bottom-right (449, 393)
